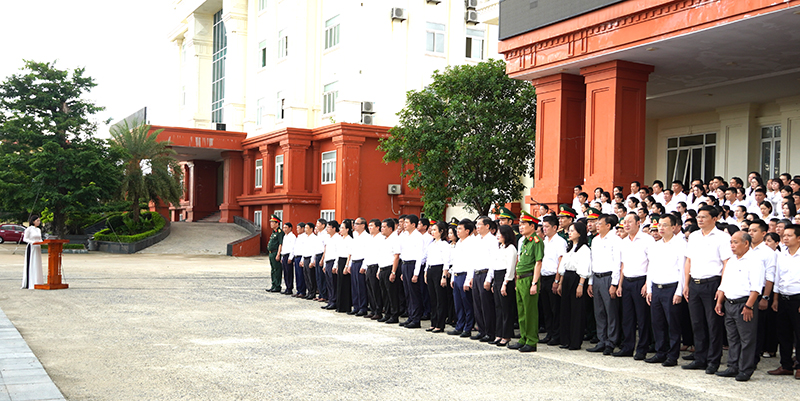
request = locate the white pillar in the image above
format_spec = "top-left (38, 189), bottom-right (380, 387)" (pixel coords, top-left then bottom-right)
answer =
top-left (184, 12), bottom-right (214, 129)
top-left (222, 0), bottom-right (248, 132)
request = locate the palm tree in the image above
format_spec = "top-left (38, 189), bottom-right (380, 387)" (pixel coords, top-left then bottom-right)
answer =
top-left (109, 120), bottom-right (183, 223)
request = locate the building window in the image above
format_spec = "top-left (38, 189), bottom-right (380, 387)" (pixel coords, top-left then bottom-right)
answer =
top-left (258, 0), bottom-right (267, 12)
top-left (325, 15), bottom-right (340, 49)
top-left (254, 159), bottom-right (263, 188)
top-left (666, 133), bottom-right (716, 186)
top-left (276, 91), bottom-right (285, 121)
top-left (426, 22), bottom-right (445, 54)
top-left (321, 151), bottom-right (336, 184)
top-left (275, 155), bottom-right (284, 186)
top-left (212, 9), bottom-right (227, 124)
top-left (320, 210), bottom-right (335, 222)
top-left (278, 29), bottom-right (288, 59)
top-left (465, 28), bottom-right (484, 60)
top-left (256, 98), bottom-right (264, 126)
top-left (274, 210), bottom-right (283, 223)
top-left (761, 125), bottom-right (781, 179)
top-left (323, 82), bottom-right (338, 115)
top-left (259, 40), bottom-right (267, 68)
top-left (253, 210), bottom-right (262, 227)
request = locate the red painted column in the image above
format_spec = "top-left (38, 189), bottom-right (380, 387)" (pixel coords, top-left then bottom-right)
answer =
top-left (580, 60), bottom-right (653, 194)
top-left (526, 73), bottom-right (586, 209)
top-left (259, 145), bottom-right (271, 195)
top-left (219, 151), bottom-right (243, 223)
top-left (332, 135), bottom-right (365, 219)
top-left (280, 139), bottom-right (311, 193)
top-left (242, 150), bottom-right (253, 196)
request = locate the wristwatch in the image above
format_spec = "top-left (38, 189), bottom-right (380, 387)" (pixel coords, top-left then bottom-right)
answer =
top-left (761, 295), bottom-right (770, 301)
top-left (554, 280), bottom-right (560, 284)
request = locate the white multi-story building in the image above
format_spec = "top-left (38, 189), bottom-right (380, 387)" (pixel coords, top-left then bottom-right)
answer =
top-left (168, 0), bottom-right (500, 136)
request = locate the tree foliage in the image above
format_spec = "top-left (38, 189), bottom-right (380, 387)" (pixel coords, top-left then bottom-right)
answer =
top-left (109, 120), bottom-right (183, 223)
top-left (379, 59), bottom-right (537, 218)
top-left (0, 61), bottom-right (123, 236)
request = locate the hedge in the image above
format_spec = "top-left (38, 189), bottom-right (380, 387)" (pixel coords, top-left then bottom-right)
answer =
top-left (93, 212), bottom-right (167, 243)
top-left (42, 243), bottom-right (86, 250)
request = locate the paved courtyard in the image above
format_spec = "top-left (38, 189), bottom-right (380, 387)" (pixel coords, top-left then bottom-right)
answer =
top-left (0, 244), bottom-right (795, 400)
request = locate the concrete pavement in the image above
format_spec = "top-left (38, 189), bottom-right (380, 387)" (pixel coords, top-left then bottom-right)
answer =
top-left (0, 244), bottom-right (795, 400)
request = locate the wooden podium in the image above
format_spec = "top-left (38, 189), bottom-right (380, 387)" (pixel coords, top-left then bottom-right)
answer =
top-left (34, 239), bottom-right (69, 290)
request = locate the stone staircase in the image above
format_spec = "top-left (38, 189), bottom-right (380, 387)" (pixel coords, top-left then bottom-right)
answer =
top-left (197, 211), bottom-right (221, 223)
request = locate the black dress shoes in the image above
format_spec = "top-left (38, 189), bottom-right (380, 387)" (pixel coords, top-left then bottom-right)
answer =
top-left (645, 355), bottom-right (666, 364)
top-left (324, 304), bottom-right (336, 310)
top-left (356, 310), bottom-right (367, 317)
top-left (634, 353), bottom-right (647, 361)
top-left (470, 333), bottom-right (484, 340)
top-left (405, 321), bottom-right (421, 329)
top-left (425, 327), bottom-right (435, 332)
top-left (734, 372), bottom-right (751, 382)
top-left (347, 310), bottom-right (357, 315)
top-left (612, 350), bottom-right (633, 357)
top-left (447, 330), bottom-right (462, 336)
top-left (507, 342), bottom-right (523, 350)
top-left (662, 359), bottom-right (678, 367)
top-left (377, 316), bottom-right (388, 322)
top-left (460, 331), bottom-right (472, 338)
top-left (587, 344), bottom-right (605, 353)
top-left (682, 361), bottom-right (707, 370)
top-left (559, 344), bottom-right (570, 349)
top-left (519, 344), bottom-right (537, 353)
top-left (385, 318), bottom-right (399, 324)
top-left (682, 353), bottom-right (695, 361)
top-left (715, 368), bottom-right (738, 377)
top-left (547, 338), bottom-right (561, 346)
top-left (541, 336), bottom-right (552, 344)
top-left (705, 364), bottom-right (719, 374)
top-left (603, 347), bottom-right (614, 355)
top-left (480, 335), bottom-right (492, 342)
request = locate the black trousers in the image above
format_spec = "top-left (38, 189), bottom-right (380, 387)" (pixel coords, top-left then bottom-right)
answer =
top-left (492, 269), bottom-right (515, 339)
top-left (755, 295), bottom-right (778, 365)
top-left (426, 265), bottom-right (449, 329)
top-left (687, 277), bottom-right (724, 366)
top-left (651, 284), bottom-right (682, 361)
top-left (366, 264), bottom-right (382, 315)
top-left (560, 271), bottom-right (587, 349)
top-left (472, 270), bottom-right (495, 338)
top-left (679, 296), bottom-right (694, 346)
top-left (540, 274), bottom-right (561, 342)
top-left (303, 256), bottom-right (317, 296)
top-left (379, 266), bottom-right (401, 319)
top-left (401, 260), bottom-right (422, 323)
top-left (335, 257), bottom-right (352, 313)
top-left (776, 295), bottom-right (800, 370)
top-left (620, 276), bottom-right (651, 354)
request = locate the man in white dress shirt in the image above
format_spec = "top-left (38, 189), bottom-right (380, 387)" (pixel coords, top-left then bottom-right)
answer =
top-left (349, 217), bottom-right (370, 316)
top-left (615, 213), bottom-right (655, 359)
top-left (377, 218), bottom-right (402, 324)
top-left (683, 205), bottom-right (732, 374)
top-left (767, 224), bottom-right (800, 378)
top-left (471, 216), bottom-right (498, 342)
top-left (399, 215), bottom-right (425, 329)
top-left (364, 219), bottom-right (384, 320)
top-left (671, 180), bottom-right (688, 204)
top-left (664, 189), bottom-right (679, 214)
top-left (652, 180), bottom-right (666, 205)
top-left (645, 214), bottom-right (685, 366)
top-left (747, 220), bottom-right (777, 367)
top-left (587, 214), bottom-right (623, 355)
top-left (280, 222), bottom-right (297, 295)
top-left (293, 223), bottom-right (308, 298)
top-left (541, 215), bottom-right (567, 346)
top-left (714, 231), bottom-right (764, 381)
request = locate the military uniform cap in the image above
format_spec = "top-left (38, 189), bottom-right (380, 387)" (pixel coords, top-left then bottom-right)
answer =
top-left (519, 210), bottom-right (539, 225)
top-left (270, 214), bottom-right (281, 223)
top-left (586, 208), bottom-right (601, 220)
top-left (558, 204), bottom-right (577, 218)
top-left (497, 207), bottom-right (517, 220)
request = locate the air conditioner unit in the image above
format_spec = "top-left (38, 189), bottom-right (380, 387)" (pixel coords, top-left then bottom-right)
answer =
top-left (361, 101), bottom-right (375, 114)
top-left (465, 10), bottom-right (479, 24)
top-left (215, 123), bottom-right (227, 131)
top-left (361, 113), bottom-right (375, 125)
top-left (388, 184), bottom-right (402, 195)
top-left (391, 8), bottom-right (407, 21)
top-left (427, 0), bottom-right (442, 4)
top-left (465, 0), bottom-right (478, 9)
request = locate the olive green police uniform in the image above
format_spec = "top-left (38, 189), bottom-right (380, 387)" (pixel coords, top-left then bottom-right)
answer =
top-left (267, 224), bottom-right (285, 292)
top-left (516, 223), bottom-right (545, 347)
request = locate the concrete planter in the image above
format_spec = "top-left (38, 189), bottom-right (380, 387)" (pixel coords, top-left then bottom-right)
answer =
top-left (95, 224), bottom-right (171, 254)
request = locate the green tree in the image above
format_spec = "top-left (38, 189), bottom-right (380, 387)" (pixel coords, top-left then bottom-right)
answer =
top-left (379, 59), bottom-right (537, 218)
top-left (0, 61), bottom-right (123, 236)
top-left (109, 120), bottom-right (183, 223)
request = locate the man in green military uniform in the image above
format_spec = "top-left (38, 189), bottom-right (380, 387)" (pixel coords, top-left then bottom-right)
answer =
top-left (585, 207), bottom-right (601, 246)
top-left (507, 210), bottom-right (544, 353)
top-left (557, 204), bottom-right (576, 241)
top-left (497, 206), bottom-right (523, 244)
top-left (266, 214), bottom-right (285, 293)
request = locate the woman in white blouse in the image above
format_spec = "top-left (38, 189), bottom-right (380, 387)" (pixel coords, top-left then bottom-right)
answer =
top-left (557, 222), bottom-right (592, 350)
top-left (321, 220), bottom-right (341, 310)
top-left (425, 221), bottom-right (451, 333)
top-left (688, 184), bottom-right (708, 211)
top-left (335, 219), bottom-right (354, 314)
top-left (22, 215), bottom-right (43, 289)
top-left (490, 225), bottom-right (518, 347)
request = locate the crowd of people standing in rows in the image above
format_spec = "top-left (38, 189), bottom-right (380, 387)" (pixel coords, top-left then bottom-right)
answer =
top-left (263, 170), bottom-right (800, 382)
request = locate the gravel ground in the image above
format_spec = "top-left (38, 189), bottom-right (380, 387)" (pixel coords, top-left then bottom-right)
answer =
top-left (0, 244), bottom-right (794, 400)
top-left (137, 222), bottom-right (251, 255)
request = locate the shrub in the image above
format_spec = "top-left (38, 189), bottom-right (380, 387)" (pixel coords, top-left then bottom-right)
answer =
top-left (93, 212), bottom-right (166, 243)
